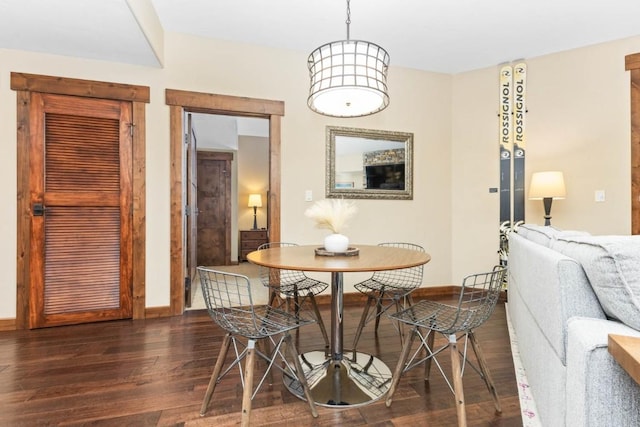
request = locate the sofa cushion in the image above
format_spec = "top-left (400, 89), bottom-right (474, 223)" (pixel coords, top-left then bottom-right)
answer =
top-left (553, 235), bottom-right (640, 331)
top-left (516, 223), bottom-right (590, 247)
top-left (516, 224), bottom-right (563, 246)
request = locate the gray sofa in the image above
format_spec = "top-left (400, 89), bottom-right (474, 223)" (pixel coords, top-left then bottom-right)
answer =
top-left (507, 224), bottom-right (640, 426)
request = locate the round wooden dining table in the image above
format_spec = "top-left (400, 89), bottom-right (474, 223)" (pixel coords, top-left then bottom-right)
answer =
top-left (247, 244), bottom-right (431, 407)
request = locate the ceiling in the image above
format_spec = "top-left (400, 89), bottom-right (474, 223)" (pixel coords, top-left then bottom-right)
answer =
top-left (1, 0), bottom-right (640, 74)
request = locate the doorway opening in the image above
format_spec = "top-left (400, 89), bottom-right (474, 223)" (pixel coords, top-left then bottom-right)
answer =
top-left (166, 89), bottom-right (284, 316)
top-left (186, 113), bottom-right (270, 308)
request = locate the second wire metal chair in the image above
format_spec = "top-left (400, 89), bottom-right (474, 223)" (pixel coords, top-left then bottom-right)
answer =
top-left (385, 267), bottom-right (507, 427)
top-left (351, 242), bottom-right (426, 354)
top-left (257, 242), bottom-right (330, 351)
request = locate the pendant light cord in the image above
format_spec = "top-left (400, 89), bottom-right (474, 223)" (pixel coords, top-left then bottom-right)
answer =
top-left (345, 0), bottom-right (351, 41)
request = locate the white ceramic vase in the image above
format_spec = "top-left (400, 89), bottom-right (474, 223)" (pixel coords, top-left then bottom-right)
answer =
top-left (324, 233), bottom-right (349, 253)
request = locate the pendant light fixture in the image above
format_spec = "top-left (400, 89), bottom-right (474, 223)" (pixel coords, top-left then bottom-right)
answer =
top-left (307, 0), bottom-right (390, 117)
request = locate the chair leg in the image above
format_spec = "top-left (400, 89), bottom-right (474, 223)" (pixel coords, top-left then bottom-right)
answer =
top-left (393, 298), bottom-right (405, 345)
top-left (404, 293), bottom-right (415, 309)
top-left (284, 333), bottom-right (319, 418)
top-left (374, 291), bottom-right (385, 333)
top-left (200, 333), bottom-right (232, 416)
top-left (268, 287), bottom-right (278, 308)
top-left (293, 286), bottom-right (300, 320)
top-left (307, 293), bottom-right (330, 350)
top-left (260, 337), bottom-right (275, 386)
top-left (469, 331), bottom-right (501, 413)
top-left (240, 339), bottom-right (257, 427)
top-left (424, 330), bottom-right (435, 381)
top-left (386, 327), bottom-right (417, 407)
top-left (352, 295), bottom-right (374, 359)
top-left (449, 334), bottom-right (467, 427)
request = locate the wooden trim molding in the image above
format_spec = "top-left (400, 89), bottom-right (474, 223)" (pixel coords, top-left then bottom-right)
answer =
top-left (626, 54), bottom-right (640, 234)
top-left (166, 89), bottom-right (284, 316)
top-left (15, 90), bottom-right (31, 329)
top-left (131, 102), bottom-right (147, 319)
top-left (13, 73), bottom-right (149, 329)
top-left (165, 89), bottom-right (284, 116)
top-left (312, 286), bottom-right (473, 306)
top-left (145, 306), bottom-right (173, 319)
top-left (11, 72), bottom-right (150, 103)
top-left (625, 53), bottom-right (640, 71)
top-left (0, 318), bottom-right (17, 332)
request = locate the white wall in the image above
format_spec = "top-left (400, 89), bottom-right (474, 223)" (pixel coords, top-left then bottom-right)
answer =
top-left (0, 31), bottom-right (638, 319)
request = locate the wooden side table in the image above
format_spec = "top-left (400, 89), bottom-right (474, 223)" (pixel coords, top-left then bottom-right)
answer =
top-left (239, 229), bottom-right (268, 261)
top-left (608, 334), bottom-right (640, 385)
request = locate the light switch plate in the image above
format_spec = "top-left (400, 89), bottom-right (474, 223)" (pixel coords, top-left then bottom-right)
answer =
top-left (595, 190), bottom-right (605, 202)
top-left (305, 190), bottom-right (313, 201)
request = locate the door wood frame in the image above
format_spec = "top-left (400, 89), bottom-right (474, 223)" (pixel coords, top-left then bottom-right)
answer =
top-left (166, 89), bottom-right (284, 315)
top-left (626, 53), bottom-right (640, 234)
top-left (12, 72), bottom-right (149, 329)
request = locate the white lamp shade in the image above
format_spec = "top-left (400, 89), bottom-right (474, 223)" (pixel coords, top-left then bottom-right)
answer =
top-left (529, 171), bottom-right (566, 200)
top-left (248, 194), bottom-right (262, 208)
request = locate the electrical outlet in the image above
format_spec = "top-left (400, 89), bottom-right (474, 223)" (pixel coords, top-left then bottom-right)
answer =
top-left (305, 190), bottom-right (313, 202)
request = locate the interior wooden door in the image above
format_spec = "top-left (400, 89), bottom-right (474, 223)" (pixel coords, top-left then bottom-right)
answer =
top-left (197, 151), bottom-right (233, 266)
top-left (185, 113), bottom-right (198, 307)
top-left (28, 93), bottom-right (133, 328)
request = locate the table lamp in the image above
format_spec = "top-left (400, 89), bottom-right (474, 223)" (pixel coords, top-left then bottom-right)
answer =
top-left (529, 171), bottom-right (566, 226)
top-left (248, 194), bottom-right (262, 230)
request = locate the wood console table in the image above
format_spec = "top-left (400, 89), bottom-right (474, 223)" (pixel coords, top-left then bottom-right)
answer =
top-left (608, 334), bottom-right (640, 385)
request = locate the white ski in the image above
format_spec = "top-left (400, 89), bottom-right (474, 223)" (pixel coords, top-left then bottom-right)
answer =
top-left (513, 62), bottom-right (527, 224)
top-left (498, 64), bottom-right (513, 272)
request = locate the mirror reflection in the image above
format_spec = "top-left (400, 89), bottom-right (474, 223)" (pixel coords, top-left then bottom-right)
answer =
top-left (326, 126), bottom-right (413, 200)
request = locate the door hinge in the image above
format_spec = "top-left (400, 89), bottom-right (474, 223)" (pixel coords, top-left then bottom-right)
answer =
top-left (185, 205), bottom-right (200, 216)
top-left (127, 122), bottom-right (136, 136)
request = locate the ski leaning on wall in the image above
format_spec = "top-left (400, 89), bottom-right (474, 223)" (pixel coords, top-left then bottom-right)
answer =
top-left (498, 64), bottom-right (513, 269)
top-left (512, 62), bottom-right (527, 224)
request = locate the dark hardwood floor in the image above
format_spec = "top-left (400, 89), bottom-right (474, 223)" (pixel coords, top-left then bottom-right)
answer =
top-left (0, 298), bottom-right (523, 426)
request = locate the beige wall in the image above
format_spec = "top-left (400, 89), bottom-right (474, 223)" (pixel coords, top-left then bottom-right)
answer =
top-left (237, 136), bottom-right (269, 232)
top-left (451, 35), bottom-right (639, 282)
top-left (0, 31), bottom-right (638, 319)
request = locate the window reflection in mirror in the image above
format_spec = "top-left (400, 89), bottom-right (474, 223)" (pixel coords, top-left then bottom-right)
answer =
top-left (326, 126), bottom-right (413, 200)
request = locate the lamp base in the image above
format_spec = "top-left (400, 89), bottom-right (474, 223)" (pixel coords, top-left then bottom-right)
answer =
top-left (252, 206), bottom-right (258, 230)
top-left (543, 197), bottom-right (553, 226)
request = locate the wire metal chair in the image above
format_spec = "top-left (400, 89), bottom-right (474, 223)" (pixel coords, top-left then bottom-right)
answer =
top-left (351, 242), bottom-right (426, 354)
top-left (385, 267), bottom-right (507, 427)
top-left (257, 242), bottom-right (330, 351)
top-left (197, 267), bottom-right (318, 425)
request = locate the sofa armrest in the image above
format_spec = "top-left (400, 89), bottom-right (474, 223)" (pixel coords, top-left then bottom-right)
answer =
top-left (509, 233), bottom-right (605, 364)
top-left (566, 317), bottom-right (640, 427)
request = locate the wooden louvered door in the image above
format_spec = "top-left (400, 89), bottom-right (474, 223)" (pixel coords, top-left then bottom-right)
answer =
top-left (29, 93), bottom-right (133, 328)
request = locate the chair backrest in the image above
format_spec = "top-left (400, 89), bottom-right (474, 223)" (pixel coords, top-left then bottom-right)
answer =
top-left (370, 242), bottom-right (426, 289)
top-left (257, 242), bottom-right (308, 287)
top-left (455, 266), bottom-right (507, 331)
top-left (197, 267), bottom-right (261, 336)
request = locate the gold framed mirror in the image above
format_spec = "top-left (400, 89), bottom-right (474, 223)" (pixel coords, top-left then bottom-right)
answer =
top-left (326, 126), bottom-right (413, 200)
